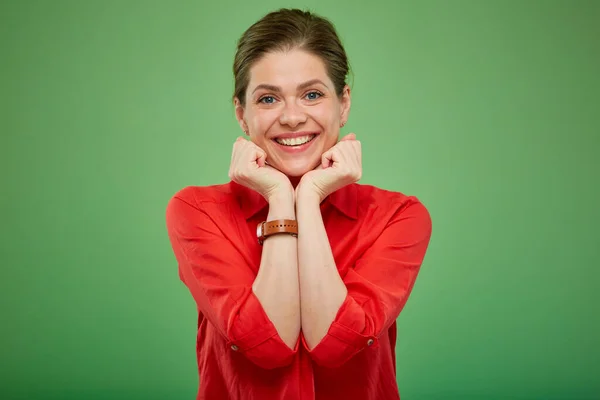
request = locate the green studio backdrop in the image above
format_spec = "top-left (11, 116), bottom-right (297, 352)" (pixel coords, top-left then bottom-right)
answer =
top-left (1, 0), bottom-right (598, 399)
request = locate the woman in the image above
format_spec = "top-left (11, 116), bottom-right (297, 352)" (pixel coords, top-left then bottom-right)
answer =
top-left (166, 8), bottom-right (432, 400)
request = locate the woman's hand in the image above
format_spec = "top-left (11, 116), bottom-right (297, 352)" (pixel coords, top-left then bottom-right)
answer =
top-left (229, 137), bottom-right (293, 201)
top-left (296, 133), bottom-right (362, 203)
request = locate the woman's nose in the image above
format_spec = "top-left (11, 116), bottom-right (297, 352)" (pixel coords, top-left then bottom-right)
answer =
top-left (279, 100), bottom-right (307, 128)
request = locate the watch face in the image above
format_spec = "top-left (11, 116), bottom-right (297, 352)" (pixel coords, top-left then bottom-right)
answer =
top-left (256, 223), bottom-right (263, 238)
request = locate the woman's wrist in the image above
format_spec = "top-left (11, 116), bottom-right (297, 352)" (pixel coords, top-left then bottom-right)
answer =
top-left (267, 188), bottom-right (296, 220)
top-left (295, 183), bottom-right (322, 206)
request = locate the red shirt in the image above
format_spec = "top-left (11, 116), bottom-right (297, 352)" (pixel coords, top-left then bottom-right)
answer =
top-left (165, 180), bottom-right (432, 400)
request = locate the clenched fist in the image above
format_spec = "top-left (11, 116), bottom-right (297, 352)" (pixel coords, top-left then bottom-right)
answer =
top-left (296, 133), bottom-right (362, 203)
top-left (228, 137), bottom-right (293, 201)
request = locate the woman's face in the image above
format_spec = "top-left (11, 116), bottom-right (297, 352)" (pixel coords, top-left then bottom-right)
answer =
top-left (235, 49), bottom-right (351, 178)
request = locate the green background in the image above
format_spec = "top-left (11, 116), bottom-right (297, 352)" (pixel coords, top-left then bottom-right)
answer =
top-left (2, 0), bottom-right (598, 399)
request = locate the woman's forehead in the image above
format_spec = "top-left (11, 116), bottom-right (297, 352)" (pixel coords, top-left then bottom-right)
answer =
top-left (248, 50), bottom-right (332, 90)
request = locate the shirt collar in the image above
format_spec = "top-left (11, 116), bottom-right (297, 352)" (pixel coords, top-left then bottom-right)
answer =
top-left (230, 180), bottom-right (358, 220)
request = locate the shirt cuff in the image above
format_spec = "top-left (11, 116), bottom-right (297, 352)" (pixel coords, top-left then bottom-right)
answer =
top-left (226, 291), bottom-right (299, 369)
top-left (303, 294), bottom-right (379, 368)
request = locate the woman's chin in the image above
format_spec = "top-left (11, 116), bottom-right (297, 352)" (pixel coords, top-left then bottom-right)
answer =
top-left (282, 167), bottom-right (309, 178)
top-left (280, 160), bottom-right (319, 178)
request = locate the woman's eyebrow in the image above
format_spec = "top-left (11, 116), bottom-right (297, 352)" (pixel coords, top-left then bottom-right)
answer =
top-left (252, 84), bottom-right (280, 94)
top-left (252, 79), bottom-right (329, 94)
top-left (297, 79), bottom-right (328, 90)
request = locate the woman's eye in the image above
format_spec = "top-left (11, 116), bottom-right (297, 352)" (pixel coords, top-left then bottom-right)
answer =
top-left (305, 91), bottom-right (323, 100)
top-left (259, 96), bottom-right (276, 104)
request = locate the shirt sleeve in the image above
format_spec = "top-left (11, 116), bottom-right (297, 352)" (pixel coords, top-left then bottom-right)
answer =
top-left (304, 198), bottom-right (432, 368)
top-left (165, 192), bottom-right (299, 369)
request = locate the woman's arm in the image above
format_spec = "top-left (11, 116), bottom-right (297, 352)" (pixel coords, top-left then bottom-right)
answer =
top-left (166, 188), bottom-right (300, 369)
top-left (295, 189), bottom-right (347, 349)
top-left (294, 134), bottom-right (360, 349)
top-left (226, 137), bottom-right (302, 351)
top-left (252, 188), bottom-right (301, 349)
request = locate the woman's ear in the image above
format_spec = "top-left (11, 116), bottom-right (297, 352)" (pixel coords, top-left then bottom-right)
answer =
top-left (234, 98), bottom-right (249, 135)
top-left (339, 85), bottom-right (351, 127)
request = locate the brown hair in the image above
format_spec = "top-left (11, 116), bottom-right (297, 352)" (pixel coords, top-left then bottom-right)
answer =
top-left (233, 8), bottom-right (350, 106)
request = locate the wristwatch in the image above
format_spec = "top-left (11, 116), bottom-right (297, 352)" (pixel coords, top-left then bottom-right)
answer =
top-left (257, 219), bottom-right (298, 245)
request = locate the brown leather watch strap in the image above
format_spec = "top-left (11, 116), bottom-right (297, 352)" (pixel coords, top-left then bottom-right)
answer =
top-left (257, 219), bottom-right (298, 245)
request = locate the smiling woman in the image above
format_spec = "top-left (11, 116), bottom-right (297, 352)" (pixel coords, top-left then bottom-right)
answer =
top-left (165, 8), bottom-right (432, 400)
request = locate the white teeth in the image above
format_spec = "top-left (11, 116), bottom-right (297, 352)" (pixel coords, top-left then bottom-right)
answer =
top-left (275, 135), bottom-right (315, 146)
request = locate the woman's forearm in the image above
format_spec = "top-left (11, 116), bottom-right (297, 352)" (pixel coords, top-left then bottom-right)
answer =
top-left (252, 189), bottom-right (301, 349)
top-left (295, 189), bottom-right (347, 350)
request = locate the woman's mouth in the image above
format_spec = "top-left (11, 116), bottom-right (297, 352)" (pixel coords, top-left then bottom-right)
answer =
top-left (274, 134), bottom-right (317, 147)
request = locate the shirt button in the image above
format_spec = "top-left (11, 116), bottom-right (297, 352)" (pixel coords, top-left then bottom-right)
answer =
top-left (231, 344), bottom-right (239, 351)
top-left (367, 338), bottom-right (374, 346)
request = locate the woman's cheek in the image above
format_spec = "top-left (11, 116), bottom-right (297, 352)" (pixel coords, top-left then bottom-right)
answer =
top-left (253, 109), bottom-right (278, 130)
